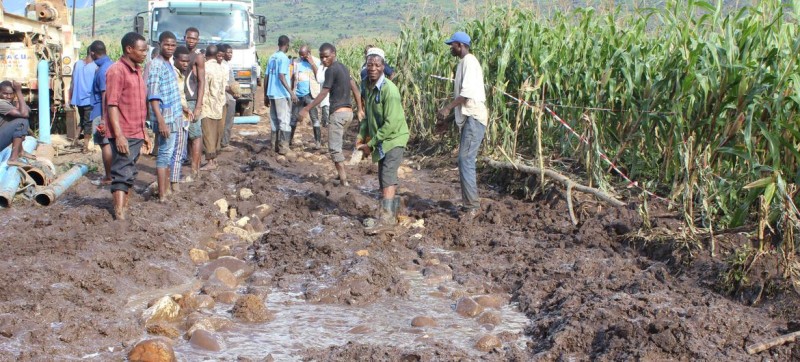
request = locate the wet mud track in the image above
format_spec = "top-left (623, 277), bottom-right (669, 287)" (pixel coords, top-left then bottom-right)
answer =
top-left (0, 120), bottom-right (798, 361)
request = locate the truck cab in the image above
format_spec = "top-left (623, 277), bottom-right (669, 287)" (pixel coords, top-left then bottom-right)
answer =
top-left (135, 0), bottom-right (266, 116)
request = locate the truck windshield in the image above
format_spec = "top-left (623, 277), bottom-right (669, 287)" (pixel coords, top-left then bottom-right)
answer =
top-left (152, 8), bottom-right (250, 46)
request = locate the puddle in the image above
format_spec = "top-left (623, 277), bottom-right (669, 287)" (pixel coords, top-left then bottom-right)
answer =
top-left (173, 269), bottom-right (529, 360)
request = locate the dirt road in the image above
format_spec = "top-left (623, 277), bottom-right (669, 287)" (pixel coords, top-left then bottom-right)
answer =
top-left (0, 114), bottom-right (797, 361)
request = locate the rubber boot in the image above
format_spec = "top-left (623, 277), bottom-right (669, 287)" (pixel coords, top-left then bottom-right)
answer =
top-left (392, 196), bottom-right (401, 218)
top-left (273, 130), bottom-right (280, 152)
top-left (365, 198), bottom-right (397, 235)
top-left (312, 126), bottom-right (321, 150)
top-left (278, 131), bottom-right (295, 157)
top-left (289, 125), bottom-right (297, 147)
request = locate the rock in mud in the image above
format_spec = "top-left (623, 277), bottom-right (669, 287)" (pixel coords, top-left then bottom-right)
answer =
top-left (128, 338), bottom-right (176, 362)
top-left (455, 297), bottom-right (484, 318)
top-left (199, 256), bottom-right (250, 280)
top-left (411, 316), bottom-right (437, 327)
top-left (216, 291), bottom-right (239, 304)
top-left (186, 314), bottom-right (233, 337)
top-left (475, 334), bottom-right (502, 352)
top-left (189, 329), bottom-right (222, 352)
top-left (347, 325), bottom-right (372, 334)
top-left (182, 294), bottom-right (215, 311)
top-left (236, 216), bottom-right (251, 227)
top-left (355, 249), bottom-right (370, 257)
top-left (232, 294), bottom-right (274, 323)
top-left (253, 204), bottom-right (272, 219)
top-left (211, 267), bottom-right (238, 289)
top-left (239, 188), bottom-right (254, 200)
top-left (474, 294), bottom-right (507, 309)
top-left (477, 311), bottom-right (502, 325)
top-left (228, 207), bottom-right (238, 220)
top-left (146, 323), bottom-right (180, 339)
top-left (142, 296), bottom-right (182, 325)
top-left (189, 249), bottom-right (209, 265)
top-left (304, 257), bottom-right (409, 306)
top-left (422, 264), bottom-right (453, 284)
top-left (214, 199), bottom-right (229, 214)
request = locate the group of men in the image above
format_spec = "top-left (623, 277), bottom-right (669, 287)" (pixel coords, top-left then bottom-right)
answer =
top-left (38, 27), bottom-right (487, 225)
top-left (264, 30), bottom-right (487, 229)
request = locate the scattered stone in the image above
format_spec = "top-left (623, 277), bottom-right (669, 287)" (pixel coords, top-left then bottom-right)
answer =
top-left (199, 256), bottom-right (250, 280)
top-left (142, 296), bottom-right (182, 325)
top-left (355, 249), bottom-right (370, 257)
top-left (186, 315), bottom-right (233, 337)
top-left (232, 294), bottom-right (274, 323)
top-left (411, 316), bottom-right (437, 327)
top-left (245, 286), bottom-right (270, 299)
top-left (424, 258), bottom-right (440, 266)
top-left (239, 188), bottom-right (254, 200)
top-left (189, 329), bottom-right (221, 352)
top-left (253, 204), bottom-right (272, 219)
top-left (477, 311), bottom-right (502, 325)
top-left (422, 264), bottom-right (453, 284)
top-left (410, 219), bottom-right (425, 229)
top-left (474, 294), bottom-right (506, 309)
top-left (438, 286), bottom-right (450, 293)
top-left (348, 325), bottom-right (372, 334)
top-left (189, 249), bottom-right (209, 265)
top-left (362, 218), bottom-right (376, 228)
top-left (475, 334), bottom-right (502, 352)
top-left (455, 297), bottom-right (484, 318)
top-left (228, 208), bottom-right (238, 220)
top-left (236, 216), bottom-right (251, 228)
top-left (146, 323), bottom-right (180, 339)
top-left (213, 199), bottom-right (229, 214)
top-left (397, 165), bottom-right (413, 179)
top-left (450, 290), bottom-right (469, 300)
top-left (211, 267), bottom-right (238, 289)
top-left (128, 338), bottom-right (176, 362)
top-left (182, 294), bottom-right (215, 311)
top-left (209, 245), bottom-right (232, 260)
top-left (276, 155), bottom-right (287, 163)
top-left (216, 291), bottom-right (239, 304)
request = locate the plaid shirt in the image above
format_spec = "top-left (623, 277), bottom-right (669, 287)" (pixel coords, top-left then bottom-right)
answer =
top-left (105, 57), bottom-right (146, 139)
top-left (145, 57), bottom-right (182, 131)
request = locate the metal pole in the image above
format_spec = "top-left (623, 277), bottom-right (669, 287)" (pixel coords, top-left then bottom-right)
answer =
top-left (71, 0), bottom-right (76, 27)
top-left (91, 0), bottom-right (96, 37)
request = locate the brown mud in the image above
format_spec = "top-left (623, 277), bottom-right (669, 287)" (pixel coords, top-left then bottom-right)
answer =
top-left (1, 111), bottom-right (799, 361)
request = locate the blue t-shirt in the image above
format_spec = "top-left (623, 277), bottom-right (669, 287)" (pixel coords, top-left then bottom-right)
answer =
top-left (266, 50), bottom-right (290, 99)
top-left (89, 55), bottom-right (113, 121)
top-left (294, 58), bottom-right (321, 97)
top-left (71, 60), bottom-right (98, 107)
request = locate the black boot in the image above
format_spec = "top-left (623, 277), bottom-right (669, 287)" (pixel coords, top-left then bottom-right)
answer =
top-left (278, 131), bottom-right (295, 157)
top-left (313, 126), bottom-right (321, 150)
top-left (273, 130), bottom-right (280, 152)
top-left (289, 126), bottom-right (296, 147)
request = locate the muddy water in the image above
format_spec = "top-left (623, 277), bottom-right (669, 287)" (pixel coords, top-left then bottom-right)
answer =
top-left (174, 269), bottom-right (528, 360)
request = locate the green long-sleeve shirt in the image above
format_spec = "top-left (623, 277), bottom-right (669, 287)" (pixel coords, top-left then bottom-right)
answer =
top-left (358, 76), bottom-right (409, 162)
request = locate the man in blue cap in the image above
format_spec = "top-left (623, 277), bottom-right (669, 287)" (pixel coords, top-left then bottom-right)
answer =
top-left (436, 31), bottom-right (488, 222)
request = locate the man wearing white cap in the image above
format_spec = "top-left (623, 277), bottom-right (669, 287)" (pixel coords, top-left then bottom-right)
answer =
top-left (436, 31), bottom-right (488, 222)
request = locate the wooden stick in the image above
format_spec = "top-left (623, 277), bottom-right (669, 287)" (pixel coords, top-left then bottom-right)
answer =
top-left (566, 182), bottom-right (577, 225)
top-left (746, 330), bottom-right (800, 355)
top-left (483, 158), bottom-right (626, 207)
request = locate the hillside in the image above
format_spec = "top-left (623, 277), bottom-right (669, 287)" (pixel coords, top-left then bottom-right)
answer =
top-left (70, 0), bottom-right (748, 51)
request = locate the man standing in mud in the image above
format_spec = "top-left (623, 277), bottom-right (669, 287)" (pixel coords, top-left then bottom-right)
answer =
top-left (146, 31), bottom-right (183, 202)
top-left (290, 45), bottom-right (322, 149)
top-left (356, 48), bottom-right (409, 234)
top-left (200, 44), bottom-right (228, 170)
top-left (264, 35), bottom-right (296, 155)
top-left (299, 43), bottom-right (364, 186)
top-left (89, 40), bottom-right (113, 186)
top-left (436, 31), bottom-right (488, 221)
top-left (183, 27), bottom-right (206, 179)
top-left (106, 32), bottom-right (152, 220)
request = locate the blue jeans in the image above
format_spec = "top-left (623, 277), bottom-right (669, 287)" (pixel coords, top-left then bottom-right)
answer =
top-left (153, 122), bottom-right (177, 169)
top-left (269, 98), bottom-right (291, 132)
top-left (0, 118), bottom-right (29, 150)
top-left (458, 116), bottom-right (486, 209)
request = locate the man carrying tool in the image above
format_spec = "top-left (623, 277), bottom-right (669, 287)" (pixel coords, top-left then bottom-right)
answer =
top-left (356, 48), bottom-right (409, 234)
top-left (298, 43), bottom-right (364, 186)
top-left (436, 31), bottom-right (488, 222)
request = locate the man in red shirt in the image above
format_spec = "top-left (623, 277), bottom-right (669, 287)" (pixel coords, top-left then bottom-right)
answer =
top-left (106, 32), bottom-right (151, 220)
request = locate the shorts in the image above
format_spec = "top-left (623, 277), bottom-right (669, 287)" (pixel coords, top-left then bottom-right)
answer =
top-left (187, 100), bottom-right (202, 139)
top-left (77, 105), bottom-right (93, 135)
top-left (378, 146), bottom-right (404, 189)
top-left (328, 111), bottom-right (352, 163)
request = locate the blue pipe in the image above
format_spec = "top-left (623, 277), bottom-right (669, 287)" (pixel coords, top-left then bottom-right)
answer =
top-left (38, 60), bottom-right (50, 144)
top-left (233, 115), bottom-right (260, 124)
top-left (33, 164), bottom-right (88, 206)
top-left (0, 136), bottom-right (39, 208)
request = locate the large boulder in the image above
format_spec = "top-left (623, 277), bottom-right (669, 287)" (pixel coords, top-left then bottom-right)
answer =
top-left (128, 338), bottom-right (176, 362)
top-left (231, 294), bottom-right (274, 323)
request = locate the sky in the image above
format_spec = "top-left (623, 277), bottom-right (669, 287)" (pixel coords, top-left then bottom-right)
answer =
top-left (4, 0), bottom-right (94, 15)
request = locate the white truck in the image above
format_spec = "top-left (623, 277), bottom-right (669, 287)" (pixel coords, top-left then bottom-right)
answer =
top-left (134, 0), bottom-right (266, 116)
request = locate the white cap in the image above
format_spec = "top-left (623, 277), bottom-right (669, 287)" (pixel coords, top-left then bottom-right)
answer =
top-left (366, 47), bottom-right (385, 61)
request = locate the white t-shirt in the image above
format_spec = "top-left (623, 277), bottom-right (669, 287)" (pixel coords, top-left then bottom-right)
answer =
top-left (454, 53), bottom-right (488, 127)
top-left (316, 65), bottom-right (330, 107)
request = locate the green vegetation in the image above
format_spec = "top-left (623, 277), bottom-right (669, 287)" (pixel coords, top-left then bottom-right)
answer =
top-left (338, 0), bottom-right (800, 245)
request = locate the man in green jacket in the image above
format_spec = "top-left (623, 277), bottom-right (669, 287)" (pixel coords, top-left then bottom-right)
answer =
top-left (356, 48), bottom-right (409, 234)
